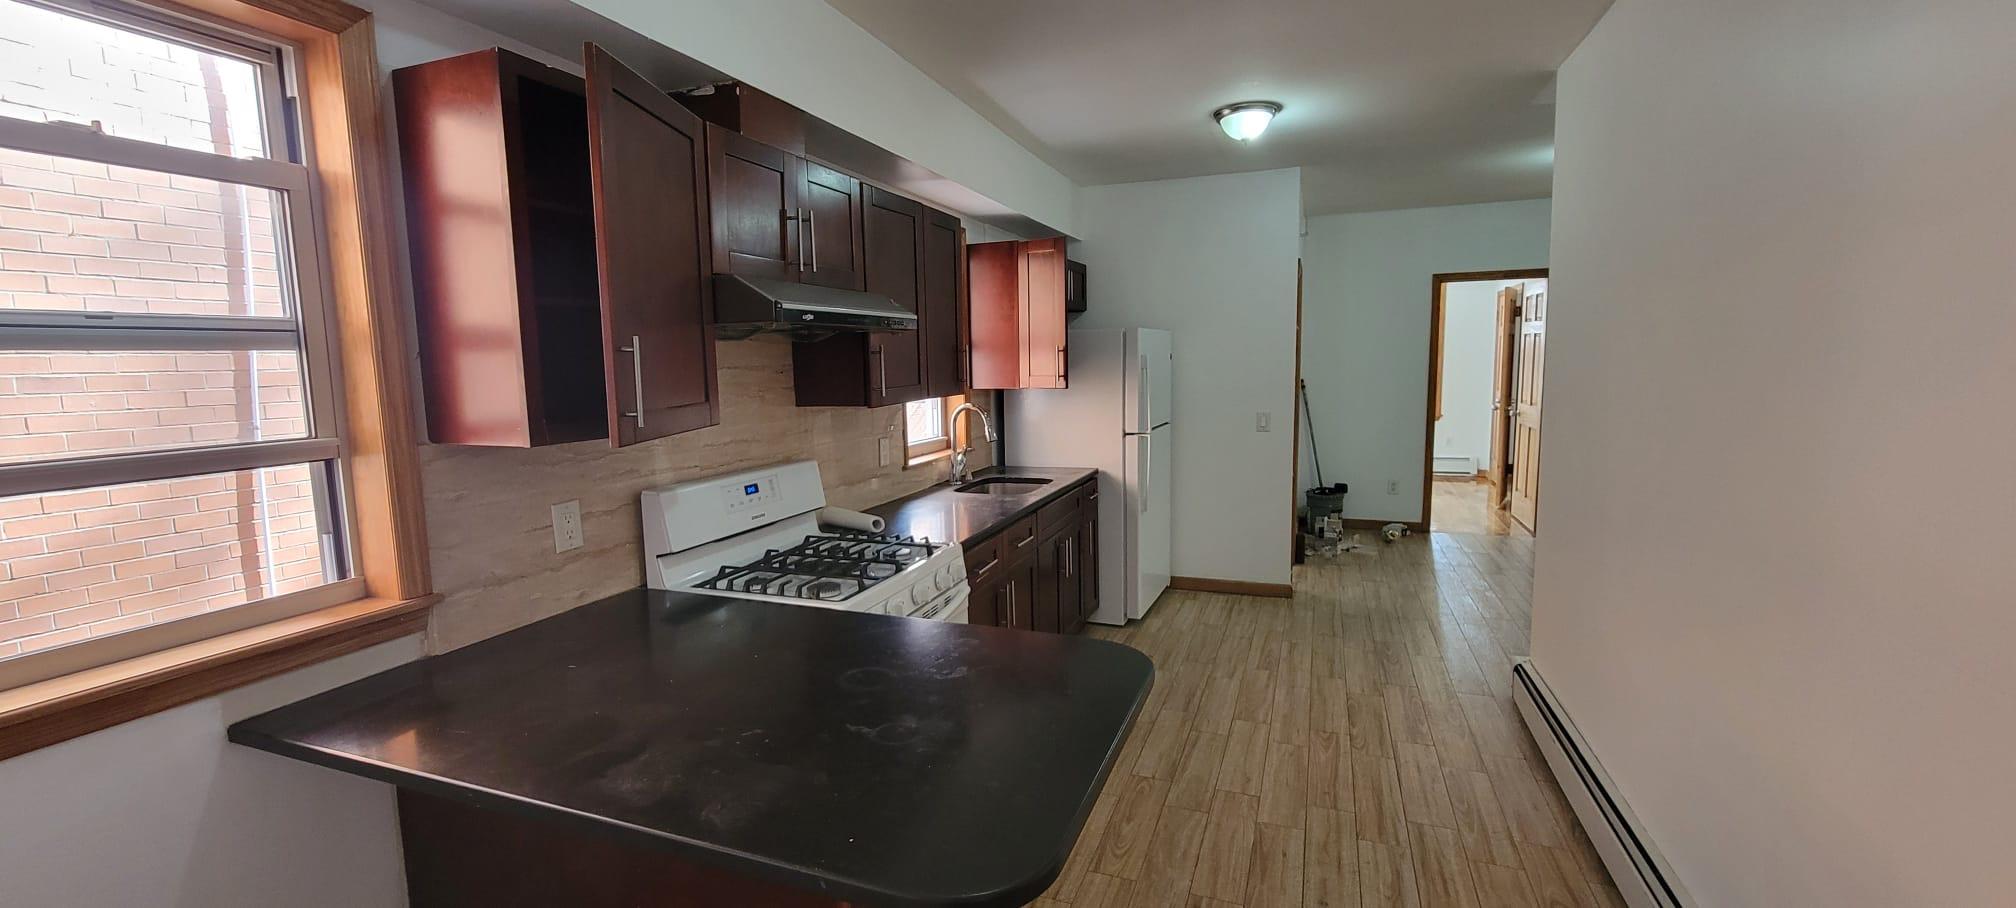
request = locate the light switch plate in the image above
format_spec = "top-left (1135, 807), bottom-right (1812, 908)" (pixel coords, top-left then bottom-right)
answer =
top-left (1256, 411), bottom-right (1272, 432)
top-left (551, 500), bottom-right (583, 553)
top-left (878, 436), bottom-right (892, 467)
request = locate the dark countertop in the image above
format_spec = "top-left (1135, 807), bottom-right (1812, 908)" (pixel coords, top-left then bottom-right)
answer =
top-left (228, 588), bottom-right (1152, 907)
top-left (870, 466), bottom-right (1098, 549)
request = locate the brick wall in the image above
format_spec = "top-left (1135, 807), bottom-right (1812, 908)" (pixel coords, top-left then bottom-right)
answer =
top-left (0, 5), bottom-right (331, 658)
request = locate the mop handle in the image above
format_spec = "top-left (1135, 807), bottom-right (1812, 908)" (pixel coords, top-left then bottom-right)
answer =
top-left (1299, 379), bottom-right (1325, 488)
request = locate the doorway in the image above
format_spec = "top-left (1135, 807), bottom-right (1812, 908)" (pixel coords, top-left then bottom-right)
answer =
top-left (1424, 269), bottom-right (1547, 535)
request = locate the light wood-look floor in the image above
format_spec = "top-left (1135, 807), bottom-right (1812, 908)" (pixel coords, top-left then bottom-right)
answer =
top-left (1430, 479), bottom-right (1528, 538)
top-left (1045, 531), bottom-right (1620, 908)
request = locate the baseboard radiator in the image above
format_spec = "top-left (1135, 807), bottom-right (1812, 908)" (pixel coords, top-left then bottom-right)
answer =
top-left (1511, 660), bottom-right (1691, 908)
top-left (1432, 455), bottom-right (1477, 475)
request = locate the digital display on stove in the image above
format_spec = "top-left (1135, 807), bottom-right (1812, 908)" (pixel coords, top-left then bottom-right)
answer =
top-left (743, 483), bottom-right (760, 496)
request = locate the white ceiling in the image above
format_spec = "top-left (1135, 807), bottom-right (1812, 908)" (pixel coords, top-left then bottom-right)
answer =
top-left (824, 0), bottom-right (1610, 215)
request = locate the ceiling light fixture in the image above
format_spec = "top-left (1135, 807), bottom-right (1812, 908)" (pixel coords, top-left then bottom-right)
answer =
top-left (1213, 101), bottom-right (1282, 142)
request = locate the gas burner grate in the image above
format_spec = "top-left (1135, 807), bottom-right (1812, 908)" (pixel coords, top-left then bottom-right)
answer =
top-left (693, 531), bottom-right (942, 602)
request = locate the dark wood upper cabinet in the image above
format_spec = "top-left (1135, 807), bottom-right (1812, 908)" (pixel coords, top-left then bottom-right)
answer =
top-left (396, 49), bottom-right (606, 447)
top-left (969, 237), bottom-right (1069, 390)
top-left (790, 186), bottom-right (930, 407)
top-left (922, 209), bottom-right (966, 397)
top-left (798, 161), bottom-right (865, 292)
top-left (706, 125), bottom-right (801, 281)
top-left (398, 46), bottom-right (719, 448)
top-left (583, 44), bottom-right (720, 445)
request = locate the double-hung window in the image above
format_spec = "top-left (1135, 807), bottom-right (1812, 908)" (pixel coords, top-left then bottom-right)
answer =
top-left (0, 0), bottom-right (355, 665)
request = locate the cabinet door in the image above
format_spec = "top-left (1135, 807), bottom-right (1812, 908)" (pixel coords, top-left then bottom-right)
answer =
top-left (1022, 237), bottom-right (1069, 389)
top-left (863, 186), bottom-right (927, 406)
top-left (1004, 557), bottom-right (1038, 631)
top-left (799, 160), bottom-right (865, 291)
top-left (1077, 490), bottom-right (1100, 633)
top-left (921, 208), bottom-right (965, 396)
top-left (1033, 528), bottom-right (1064, 634)
top-left (706, 125), bottom-right (800, 280)
top-left (966, 573), bottom-right (1002, 627)
top-left (585, 44), bottom-right (719, 446)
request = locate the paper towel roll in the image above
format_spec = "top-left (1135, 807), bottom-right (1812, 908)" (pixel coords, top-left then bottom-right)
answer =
top-left (819, 506), bottom-right (886, 534)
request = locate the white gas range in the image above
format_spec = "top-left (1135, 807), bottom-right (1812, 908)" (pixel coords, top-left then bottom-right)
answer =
top-left (641, 461), bottom-right (969, 622)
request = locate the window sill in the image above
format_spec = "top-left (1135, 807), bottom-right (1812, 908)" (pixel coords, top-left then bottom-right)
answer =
top-left (0, 593), bottom-right (437, 761)
top-left (906, 448), bottom-right (953, 469)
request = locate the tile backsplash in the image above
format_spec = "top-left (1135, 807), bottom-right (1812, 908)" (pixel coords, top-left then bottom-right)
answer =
top-left (418, 336), bottom-right (991, 651)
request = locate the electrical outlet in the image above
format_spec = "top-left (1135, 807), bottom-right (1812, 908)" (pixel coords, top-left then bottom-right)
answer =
top-left (878, 436), bottom-right (892, 467)
top-left (1386, 481), bottom-right (1400, 495)
top-left (1255, 411), bottom-right (1271, 432)
top-left (551, 500), bottom-right (583, 553)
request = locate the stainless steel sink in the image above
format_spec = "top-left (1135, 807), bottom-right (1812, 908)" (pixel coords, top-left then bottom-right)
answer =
top-left (954, 477), bottom-right (1052, 495)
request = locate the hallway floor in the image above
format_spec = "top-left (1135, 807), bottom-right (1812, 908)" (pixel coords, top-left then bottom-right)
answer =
top-left (1430, 478), bottom-right (1528, 537)
top-left (1046, 530), bottom-right (1621, 907)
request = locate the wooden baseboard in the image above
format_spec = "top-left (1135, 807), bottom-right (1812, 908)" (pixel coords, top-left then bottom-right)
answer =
top-left (1334, 517), bottom-right (1429, 533)
top-left (1169, 576), bottom-right (1293, 599)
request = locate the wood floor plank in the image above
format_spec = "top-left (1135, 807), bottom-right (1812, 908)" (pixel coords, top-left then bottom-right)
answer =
top-left (1483, 755), bottom-right (1565, 848)
top-left (1358, 839), bottom-right (1421, 908)
top-left (1192, 789), bottom-right (1261, 903)
top-left (1168, 730), bottom-right (1232, 812)
top-left (1128, 806), bottom-right (1210, 906)
top-left (1304, 806), bottom-right (1360, 908)
top-left (1443, 767), bottom-right (1522, 869)
top-left (1076, 871), bottom-right (1137, 908)
top-left (1259, 740), bottom-right (1311, 828)
top-left (1094, 774), bottom-right (1173, 880)
top-left (1392, 741), bottom-right (1458, 829)
top-left (1409, 823), bottom-right (1481, 908)
top-left (1272, 682), bottom-right (1314, 744)
top-left (1047, 782), bottom-right (1118, 901)
top-left (1308, 730), bottom-right (1354, 813)
top-left (1313, 676), bottom-right (1350, 735)
top-left (1421, 691), bottom-right (1486, 774)
top-left (1346, 691), bottom-right (1393, 756)
top-left (1133, 709), bottom-right (1194, 780)
top-left (1515, 839), bottom-right (1599, 908)
top-left (1384, 684), bottom-right (1435, 746)
top-left (1217, 718), bottom-right (1272, 796)
top-left (1196, 675), bottom-right (1240, 734)
top-left (1236, 668), bottom-right (1278, 722)
top-left (1351, 750), bottom-right (1407, 847)
top-left (1470, 862), bottom-right (1538, 908)
top-left (1247, 823), bottom-right (1307, 908)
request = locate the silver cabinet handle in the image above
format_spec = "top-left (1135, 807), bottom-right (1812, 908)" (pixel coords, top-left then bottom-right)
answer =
top-left (808, 207), bottom-right (818, 272)
top-left (785, 207), bottom-right (801, 271)
top-left (619, 335), bottom-right (644, 428)
top-left (797, 208), bottom-right (809, 272)
top-left (1005, 580), bottom-right (1014, 626)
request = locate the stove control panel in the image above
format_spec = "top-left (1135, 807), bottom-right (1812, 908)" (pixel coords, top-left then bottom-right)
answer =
top-left (723, 474), bottom-right (781, 514)
top-left (642, 460), bottom-right (827, 558)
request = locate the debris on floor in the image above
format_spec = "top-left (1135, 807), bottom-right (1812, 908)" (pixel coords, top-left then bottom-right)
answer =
top-left (1380, 522), bottom-right (1412, 542)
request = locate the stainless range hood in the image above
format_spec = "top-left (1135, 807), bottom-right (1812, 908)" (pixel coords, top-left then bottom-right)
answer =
top-left (713, 274), bottom-right (917, 341)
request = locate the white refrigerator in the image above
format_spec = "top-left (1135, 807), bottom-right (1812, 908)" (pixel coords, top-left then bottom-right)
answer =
top-left (1006, 328), bottom-right (1172, 625)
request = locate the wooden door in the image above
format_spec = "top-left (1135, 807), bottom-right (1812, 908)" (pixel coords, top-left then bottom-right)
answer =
top-left (1507, 280), bottom-right (1546, 531)
top-left (799, 160), bottom-right (865, 291)
top-left (921, 208), bottom-right (965, 396)
top-left (584, 44), bottom-right (718, 445)
top-left (706, 125), bottom-right (799, 280)
top-left (1487, 284), bottom-right (1521, 507)
top-left (862, 186), bottom-right (927, 405)
top-left (1021, 237), bottom-right (1068, 388)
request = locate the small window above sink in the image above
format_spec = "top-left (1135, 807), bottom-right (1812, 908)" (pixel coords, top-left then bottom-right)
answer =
top-left (955, 478), bottom-right (1052, 495)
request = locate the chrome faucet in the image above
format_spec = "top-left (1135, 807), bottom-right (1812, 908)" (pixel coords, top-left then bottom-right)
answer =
top-left (948, 401), bottom-right (998, 484)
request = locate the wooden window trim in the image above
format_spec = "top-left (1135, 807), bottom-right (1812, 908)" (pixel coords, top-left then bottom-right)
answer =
top-left (0, 0), bottom-right (433, 756)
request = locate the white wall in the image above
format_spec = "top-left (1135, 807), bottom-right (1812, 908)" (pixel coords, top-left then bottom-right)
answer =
top-left (1434, 279), bottom-right (1523, 472)
top-left (1072, 170), bottom-right (1303, 586)
top-left (0, 638), bottom-right (420, 906)
top-left (1532, 0), bottom-right (2016, 904)
top-left (1300, 199), bottom-right (1549, 522)
top-left (571, 0), bottom-right (1076, 236)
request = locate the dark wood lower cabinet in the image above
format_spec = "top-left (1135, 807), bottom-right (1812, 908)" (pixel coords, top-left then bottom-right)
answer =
top-left (398, 790), bottom-right (839, 907)
top-left (964, 481), bottom-right (1096, 635)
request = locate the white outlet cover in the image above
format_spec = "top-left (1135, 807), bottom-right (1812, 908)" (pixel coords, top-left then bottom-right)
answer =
top-left (551, 500), bottom-right (583, 553)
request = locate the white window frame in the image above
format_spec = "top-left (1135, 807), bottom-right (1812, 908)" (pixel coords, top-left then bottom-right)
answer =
top-left (904, 396), bottom-right (951, 461)
top-left (0, 0), bottom-right (362, 686)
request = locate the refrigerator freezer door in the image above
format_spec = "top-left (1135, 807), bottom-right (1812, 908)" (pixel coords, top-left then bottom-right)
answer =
top-left (1125, 425), bottom-right (1173, 619)
top-left (1124, 328), bottom-right (1174, 432)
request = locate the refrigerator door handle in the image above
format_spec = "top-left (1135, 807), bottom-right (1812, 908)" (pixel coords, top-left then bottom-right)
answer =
top-left (1140, 432), bottom-right (1151, 514)
top-left (1138, 354), bottom-right (1150, 434)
